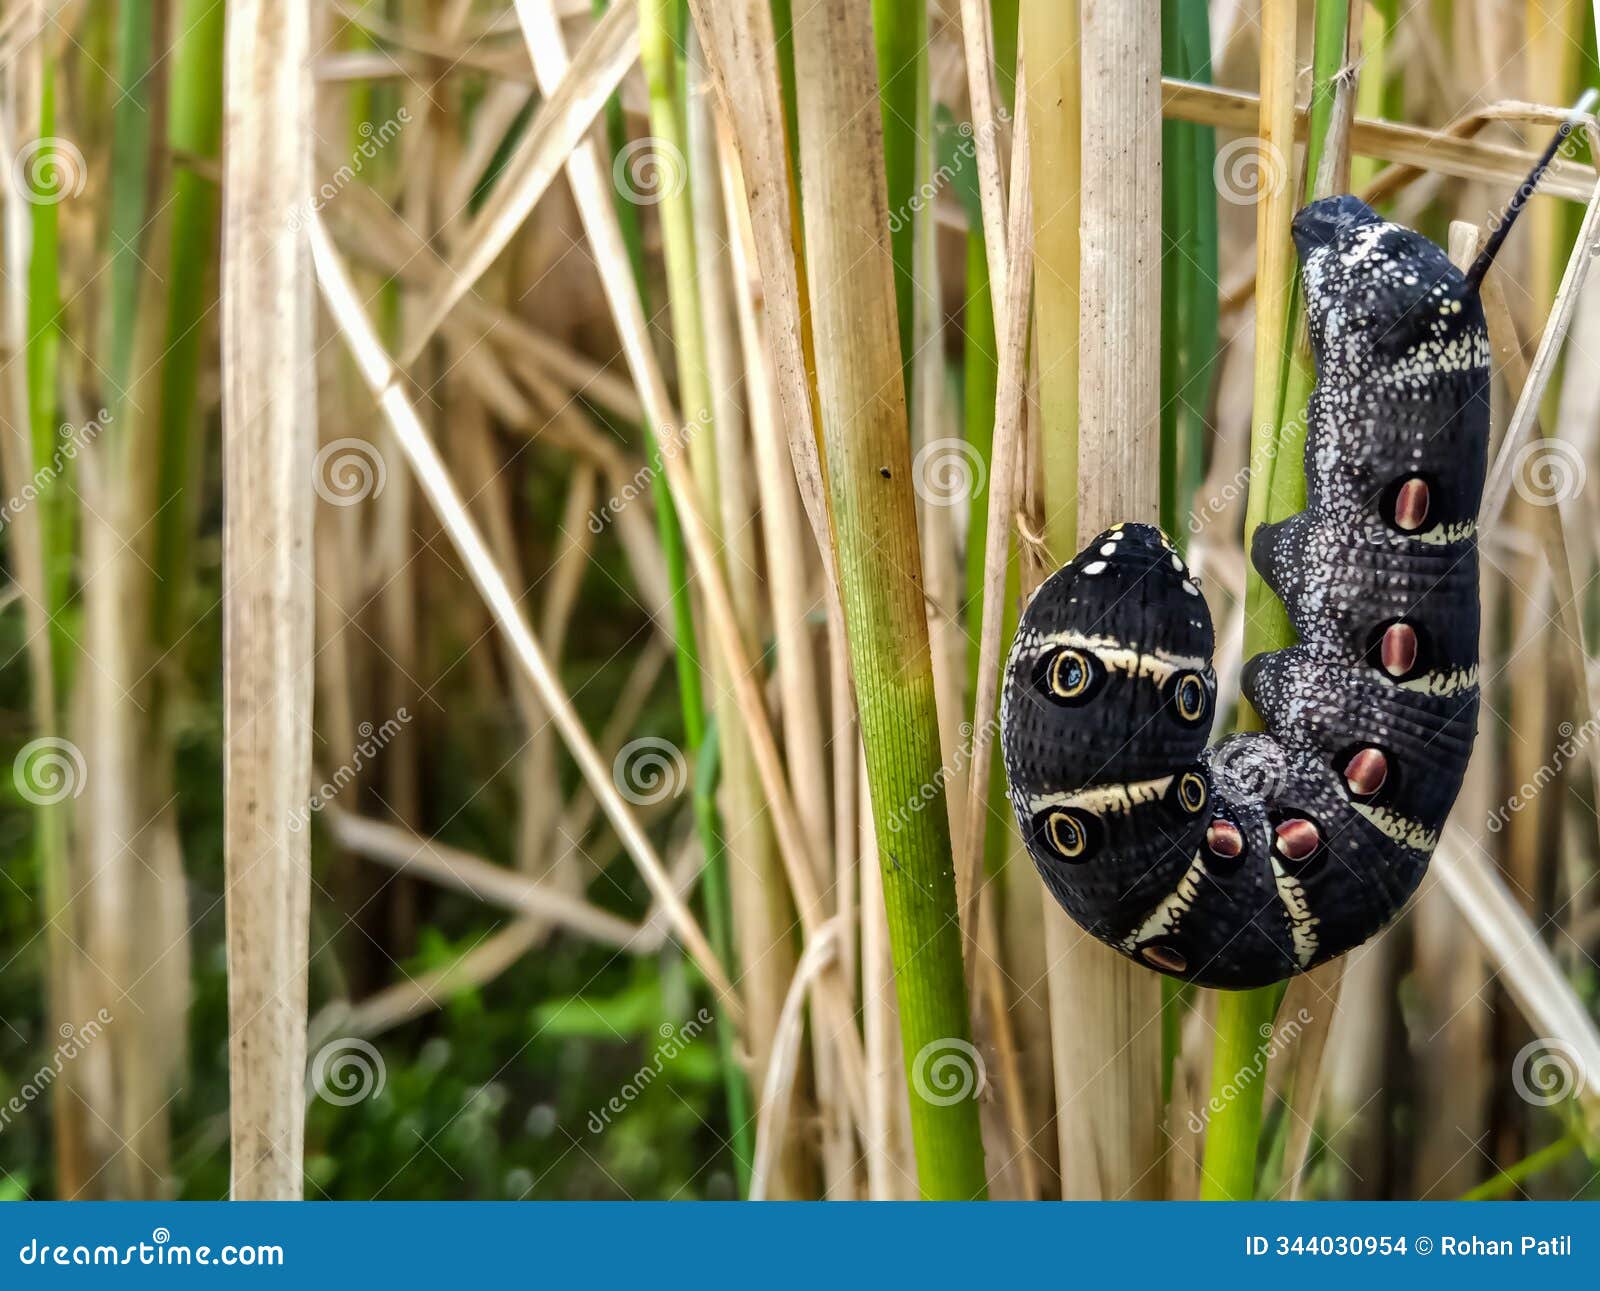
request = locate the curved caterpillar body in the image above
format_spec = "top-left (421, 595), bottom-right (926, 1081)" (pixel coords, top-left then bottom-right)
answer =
top-left (1000, 195), bottom-right (1489, 989)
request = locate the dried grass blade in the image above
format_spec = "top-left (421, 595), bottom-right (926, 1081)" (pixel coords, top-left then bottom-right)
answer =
top-left (399, 0), bottom-right (639, 364)
top-left (220, 0), bottom-right (317, 1201)
top-left (308, 216), bottom-right (742, 1023)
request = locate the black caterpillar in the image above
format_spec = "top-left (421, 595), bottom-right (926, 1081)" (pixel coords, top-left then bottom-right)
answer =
top-left (1000, 135), bottom-right (1571, 989)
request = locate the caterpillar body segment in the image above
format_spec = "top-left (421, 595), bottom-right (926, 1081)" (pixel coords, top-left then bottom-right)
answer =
top-left (1000, 196), bottom-right (1489, 989)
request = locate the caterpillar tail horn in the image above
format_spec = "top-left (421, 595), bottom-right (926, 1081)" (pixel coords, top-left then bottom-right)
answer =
top-left (1464, 87), bottom-right (1599, 291)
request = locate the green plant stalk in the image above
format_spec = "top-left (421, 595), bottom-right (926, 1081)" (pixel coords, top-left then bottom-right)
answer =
top-left (598, 3), bottom-right (697, 741)
top-left (1199, 986), bottom-right (1283, 1198)
top-left (873, 0), bottom-right (927, 393)
top-left (104, 0), bottom-right (156, 420)
top-left (29, 68), bottom-right (72, 692)
top-left (1159, 0), bottom-right (1219, 552)
top-left (792, 0), bottom-right (987, 1197)
top-left (964, 247), bottom-right (1019, 881)
top-left (835, 507), bottom-right (988, 1198)
top-left (23, 52), bottom-right (85, 1201)
top-left (1459, 1133), bottom-right (1582, 1201)
top-left (152, 0), bottom-right (226, 659)
top-left (1239, 0), bottom-right (1352, 670)
top-left (693, 725), bottom-right (753, 1193)
top-left (956, 124), bottom-right (1018, 884)
top-left (1203, 0), bottom-right (1348, 1202)
top-left (769, 0), bottom-right (800, 176)
top-left (639, 0), bottom-right (717, 507)
top-left (991, 0), bottom-right (1020, 111)
top-left (633, 0), bottom-right (755, 1190)
top-left (972, 0), bottom-right (1021, 888)
top-left (1350, 0), bottom-right (1398, 191)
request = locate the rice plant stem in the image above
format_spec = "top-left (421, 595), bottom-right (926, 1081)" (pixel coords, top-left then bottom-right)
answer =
top-left (28, 67), bottom-right (72, 691)
top-left (1458, 1133), bottom-right (1582, 1201)
top-left (1203, 0), bottom-right (1348, 1202)
top-left (152, 0), bottom-right (227, 659)
top-left (793, 0), bottom-right (987, 1199)
top-left (632, 0), bottom-right (755, 1190)
top-left (873, 0), bottom-right (927, 393)
top-left (104, 0), bottom-right (156, 420)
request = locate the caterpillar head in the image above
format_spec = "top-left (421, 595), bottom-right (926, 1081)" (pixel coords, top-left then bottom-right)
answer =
top-left (1291, 193), bottom-right (1379, 256)
top-left (1293, 195), bottom-right (1481, 377)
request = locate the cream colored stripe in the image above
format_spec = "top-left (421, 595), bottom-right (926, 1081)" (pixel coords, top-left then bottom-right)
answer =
top-left (1398, 664), bottom-right (1477, 697)
top-left (1121, 850), bottom-right (1208, 951)
top-left (1269, 858), bottom-right (1320, 968)
top-left (1352, 801), bottom-right (1439, 851)
top-left (1028, 629), bottom-right (1209, 684)
top-left (1413, 521), bottom-right (1476, 546)
top-left (1025, 776), bottom-right (1174, 818)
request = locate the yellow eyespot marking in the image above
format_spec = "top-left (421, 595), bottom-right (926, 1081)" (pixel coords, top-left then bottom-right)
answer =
top-left (1047, 811), bottom-right (1087, 859)
top-left (1174, 673), bottom-right (1207, 722)
top-left (1178, 773), bottom-right (1206, 813)
top-left (1050, 649), bottom-right (1093, 699)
